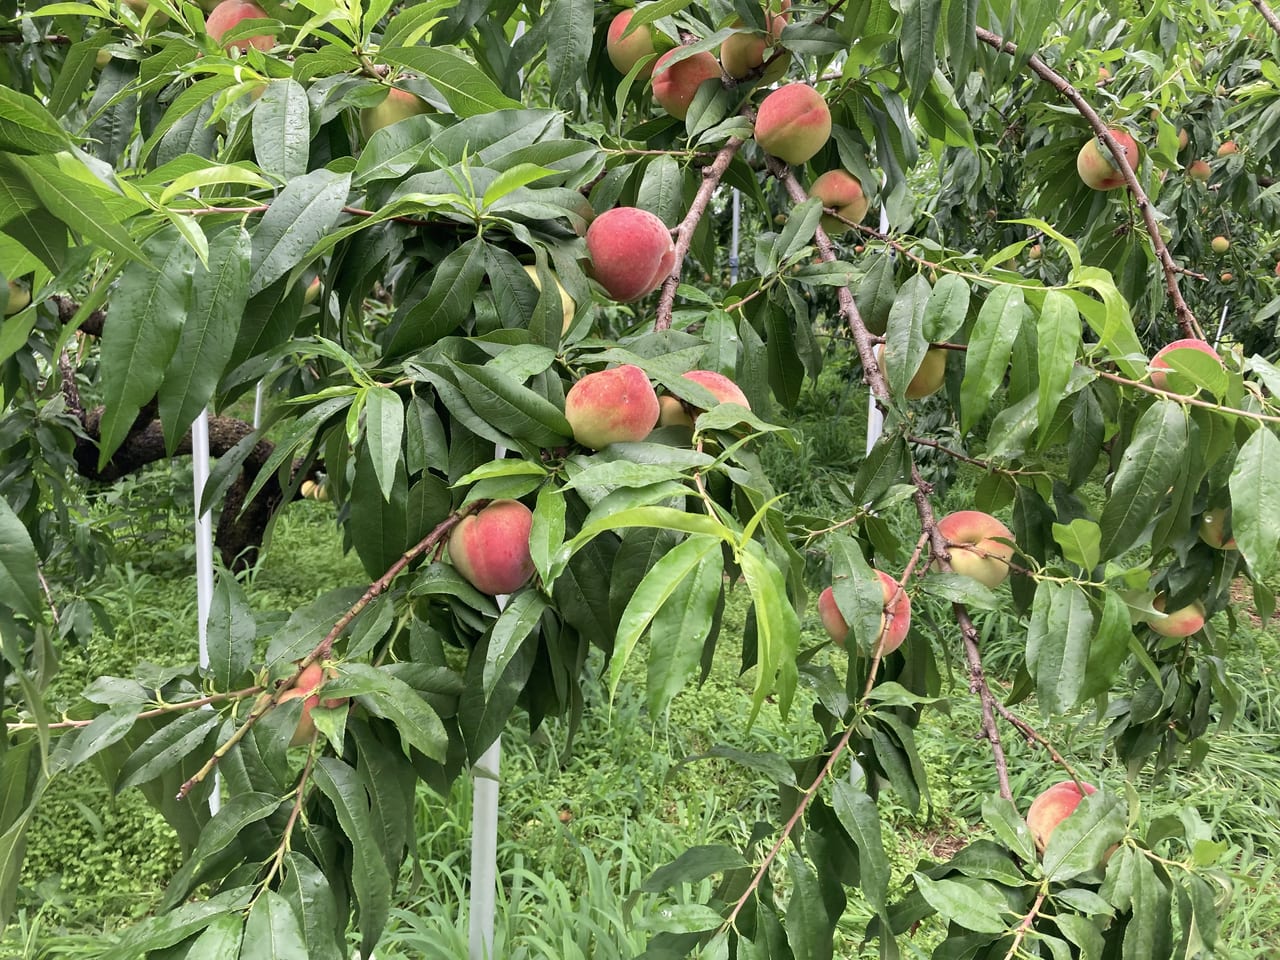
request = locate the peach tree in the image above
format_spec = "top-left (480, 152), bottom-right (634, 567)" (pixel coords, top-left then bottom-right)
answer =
top-left (2, 0), bottom-right (1279, 956)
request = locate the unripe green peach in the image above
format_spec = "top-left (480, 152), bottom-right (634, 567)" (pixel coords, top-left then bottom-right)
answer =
top-left (206, 0), bottom-right (274, 53)
top-left (1211, 235), bottom-right (1230, 254)
top-left (1027, 781), bottom-right (1096, 854)
top-left (808, 170), bottom-right (868, 235)
top-left (876, 344), bottom-right (947, 400)
top-left (935, 510), bottom-right (1015, 588)
top-left (585, 207), bottom-right (675, 302)
top-left (651, 48), bottom-right (722, 120)
top-left (606, 9), bottom-right (658, 78)
top-left (360, 86), bottom-right (431, 138)
top-left (754, 84), bottom-right (831, 165)
top-left (564, 364), bottom-right (660, 450)
top-left (4, 281), bottom-right (30, 316)
top-left (522, 265), bottom-right (575, 334)
top-left (448, 500), bottom-right (536, 596)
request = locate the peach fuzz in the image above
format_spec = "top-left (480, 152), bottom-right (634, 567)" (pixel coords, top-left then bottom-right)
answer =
top-left (817, 569), bottom-right (910, 654)
top-left (606, 9), bottom-right (658, 79)
top-left (936, 510), bottom-right (1015, 588)
top-left (1075, 129), bottom-right (1139, 190)
top-left (651, 49), bottom-right (722, 120)
top-left (360, 87), bottom-right (431, 138)
top-left (808, 170), bottom-right (868, 235)
top-left (206, 0), bottom-right (274, 53)
top-left (1148, 595), bottom-right (1206, 638)
top-left (1149, 338), bottom-right (1223, 392)
top-left (754, 84), bottom-right (831, 165)
top-left (876, 344), bottom-right (946, 400)
top-left (1027, 780), bottom-right (1096, 853)
top-left (448, 499), bottom-right (536, 596)
top-left (564, 364), bottom-right (660, 450)
top-left (585, 207), bottom-right (675, 301)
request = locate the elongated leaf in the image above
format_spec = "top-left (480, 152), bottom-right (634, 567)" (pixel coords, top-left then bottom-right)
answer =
top-left (832, 781), bottom-right (890, 912)
top-left (922, 272), bottom-right (970, 342)
top-left (1036, 290), bottom-right (1080, 442)
top-left (116, 711), bottom-right (221, 792)
top-left (912, 874), bottom-right (1006, 934)
top-left (249, 169), bottom-right (351, 296)
top-left (647, 547), bottom-right (722, 716)
top-left (1026, 581), bottom-right (1093, 714)
top-left (1229, 427), bottom-right (1280, 578)
top-left (207, 573), bottom-right (255, 690)
top-left (381, 46), bottom-right (521, 116)
top-left (363, 386), bottom-right (405, 503)
top-left (982, 794), bottom-right (1036, 862)
top-left (242, 890), bottom-right (308, 959)
top-left (741, 539), bottom-right (800, 721)
top-left (102, 887), bottom-right (254, 960)
top-left (252, 79), bottom-right (311, 182)
top-left (1042, 790), bottom-right (1126, 882)
top-left (0, 496), bottom-right (40, 622)
top-left (1098, 400), bottom-right (1187, 560)
top-left (0, 85), bottom-right (74, 155)
top-left (98, 227), bottom-right (200, 466)
top-left (279, 852), bottom-right (344, 960)
top-left (158, 226), bottom-right (251, 453)
top-left (15, 154), bottom-right (148, 263)
top-left (184, 912), bottom-right (243, 960)
top-left (883, 273), bottom-right (931, 402)
top-left (386, 238), bottom-right (487, 355)
top-left (786, 848), bottom-right (833, 960)
top-left (642, 845), bottom-right (748, 893)
top-left (338, 663), bottom-right (448, 762)
top-left (1052, 518), bottom-right (1101, 571)
top-left (960, 284), bottom-right (1024, 432)
top-left (483, 590), bottom-right (548, 694)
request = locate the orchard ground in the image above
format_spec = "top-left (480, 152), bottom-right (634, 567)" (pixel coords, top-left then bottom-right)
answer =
top-left (5, 365), bottom-right (1280, 958)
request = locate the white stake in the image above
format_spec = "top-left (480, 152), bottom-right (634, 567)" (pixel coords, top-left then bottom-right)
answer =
top-left (191, 408), bottom-right (220, 815)
top-left (468, 594), bottom-right (506, 960)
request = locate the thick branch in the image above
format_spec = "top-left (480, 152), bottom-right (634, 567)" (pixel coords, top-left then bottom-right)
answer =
top-left (1249, 0), bottom-right (1280, 40)
top-left (974, 27), bottom-right (1202, 340)
top-left (654, 137), bottom-right (746, 331)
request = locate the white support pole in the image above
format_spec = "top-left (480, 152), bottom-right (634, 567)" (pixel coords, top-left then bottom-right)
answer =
top-left (730, 188), bottom-right (741, 284)
top-left (1213, 302), bottom-right (1229, 348)
top-left (191, 408), bottom-right (221, 815)
top-left (252, 381), bottom-right (264, 430)
top-left (469, 591), bottom-right (507, 960)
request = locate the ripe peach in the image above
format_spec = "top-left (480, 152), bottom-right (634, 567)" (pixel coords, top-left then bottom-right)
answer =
top-left (206, 0), bottom-right (274, 53)
top-left (1148, 595), bottom-right (1206, 637)
top-left (1187, 159), bottom-right (1211, 181)
top-left (657, 394), bottom-right (693, 428)
top-left (936, 510), bottom-right (1016, 588)
top-left (808, 170), bottom-right (868, 235)
top-left (876, 344), bottom-right (947, 399)
top-left (754, 84), bottom-right (831, 165)
top-left (1217, 140), bottom-right (1238, 157)
top-left (1211, 235), bottom-right (1230, 254)
top-left (1028, 243), bottom-right (1043, 260)
top-left (448, 499), bottom-right (536, 595)
top-left (360, 86), bottom-right (431, 138)
top-left (1027, 781), bottom-right (1096, 853)
top-left (564, 364), bottom-right (660, 450)
top-left (1149, 338), bottom-right (1223, 392)
top-left (1076, 128), bottom-right (1140, 190)
top-left (1177, 128), bottom-right (1190, 150)
top-left (522, 265), bottom-right (575, 334)
top-left (585, 207), bottom-right (675, 301)
top-left (1198, 507), bottom-right (1236, 550)
top-left (303, 276), bottom-right (321, 305)
top-left (817, 569), bottom-right (910, 655)
top-left (682, 369), bottom-right (750, 408)
top-left (651, 49), bottom-right (722, 120)
top-left (279, 663), bottom-right (344, 747)
top-left (1220, 271), bottom-right (1233, 282)
top-left (606, 9), bottom-right (658, 78)
top-left (4, 280), bottom-right (30, 316)
top-left (720, 1), bottom-right (790, 81)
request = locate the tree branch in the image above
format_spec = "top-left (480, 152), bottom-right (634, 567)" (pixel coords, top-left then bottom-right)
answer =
top-left (1249, 0), bottom-right (1280, 40)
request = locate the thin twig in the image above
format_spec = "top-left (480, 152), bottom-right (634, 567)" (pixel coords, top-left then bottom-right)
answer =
top-left (7, 685), bottom-right (264, 733)
top-left (655, 138), bottom-right (746, 331)
top-left (975, 27), bottom-right (1202, 340)
top-left (1004, 888), bottom-right (1048, 960)
top-left (1249, 0), bottom-right (1280, 40)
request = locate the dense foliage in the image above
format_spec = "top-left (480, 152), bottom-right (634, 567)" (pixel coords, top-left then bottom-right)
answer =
top-left (3, 0), bottom-right (1280, 956)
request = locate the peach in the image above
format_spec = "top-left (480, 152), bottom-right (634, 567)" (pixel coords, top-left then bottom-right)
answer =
top-left (1198, 507), bottom-right (1236, 550)
top-left (1149, 338), bottom-right (1223, 392)
top-left (817, 569), bottom-right (910, 655)
top-left (936, 510), bottom-right (1015, 588)
top-left (206, 0), bottom-right (274, 53)
top-left (585, 207), bottom-right (675, 301)
top-left (661, 370), bottom-right (751, 427)
top-left (1177, 128), bottom-right (1190, 150)
top-left (606, 9), bottom-right (658, 78)
top-left (1148, 595), bottom-right (1206, 637)
top-left (720, 1), bottom-right (790, 81)
top-left (651, 49), bottom-right (722, 120)
top-left (279, 663), bottom-right (344, 747)
top-left (1076, 128), bottom-right (1139, 190)
top-left (1027, 781), bottom-right (1096, 853)
top-left (448, 499), bottom-right (536, 595)
top-left (754, 84), bottom-right (831, 165)
top-left (1028, 243), bottom-right (1043, 260)
top-left (522, 265), bottom-right (575, 334)
top-left (1187, 159), bottom-right (1211, 181)
top-left (876, 344), bottom-right (947, 399)
top-left (1217, 140), bottom-right (1238, 157)
top-left (808, 170), bottom-right (868, 235)
top-left (657, 394), bottom-right (693, 428)
top-left (564, 364), bottom-right (660, 450)
top-left (360, 87), bottom-right (430, 138)
top-left (1211, 235), bottom-right (1230, 254)
top-left (4, 280), bottom-right (30, 316)
top-left (303, 276), bottom-right (321, 305)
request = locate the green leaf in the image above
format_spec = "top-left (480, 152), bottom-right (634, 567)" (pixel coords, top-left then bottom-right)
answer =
top-left (1052, 518), bottom-right (1101, 570)
top-left (960, 284), bottom-right (1024, 432)
top-left (785, 848), bottom-right (833, 960)
top-left (158, 226), bottom-right (251, 453)
top-left (741, 539), bottom-right (800, 721)
top-left (981, 794), bottom-right (1036, 862)
top-left (943, 0), bottom-right (978, 79)
top-left (97, 227), bottom-right (200, 467)
top-left (483, 590), bottom-right (548, 694)
top-left (0, 85), bottom-right (74, 155)
top-left (115, 711), bottom-right (220, 792)
top-left (339, 663), bottom-right (449, 761)
top-left (386, 238), bottom-right (487, 355)
top-left (249, 169), bottom-right (351, 296)
top-left (1229, 427), bottom-right (1280, 578)
top-left (912, 874), bottom-right (1007, 934)
top-left (348, 439), bottom-right (409, 579)
top-left (922, 272), bottom-right (970, 342)
top-left (0, 496), bottom-right (40, 622)
top-left (1054, 914), bottom-right (1104, 960)
top-left (207, 572), bottom-right (255, 691)
top-left (899, 0), bottom-right (940, 109)
top-left (448, 359), bottom-right (573, 446)
top-left (265, 586), bottom-right (364, 665)
top-left (882, 273), bottom-right (932, 402)
top-left (647, 546), bottom-right (722, 716)
top-left (1042, 790), bottom-right (1126, 883)
top-left (381, 46), bottom-right (522, 116)
top-left (279, 853), bottom-right (344, 960)
top-left (184, 913), bottom-right (243, 960)
top-left (642, 845), bottom-right (748, 893)
top-left (638, 902), bottom-right (724, 935)
top-left (608, 535), bottom-right (720, 701)
top-left (102, 887), bottom-right (254, 960)
top-left (1026, 581), bottom-right (1093, 715)
top-left (364, 386), bottom-right (405, 503)
top-left (1036, 290), bottom-right (1081, 442)
top-left (310, 757), bottom-right (393, 958)
top-left (1098, 400), bottom-right (1187, 560)
top-left (252, 79), bottom-right (311, 182)
top-left (832, 781), bottom-right (890, 913)
top-left (161, 792), bottom-right (282, 909)
top-left (242, 890), bottom-right (309, 959)
top-left (14, 154), bottom-right (148, 263)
